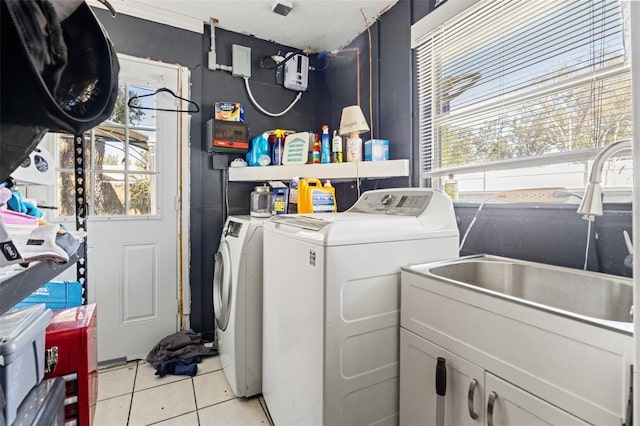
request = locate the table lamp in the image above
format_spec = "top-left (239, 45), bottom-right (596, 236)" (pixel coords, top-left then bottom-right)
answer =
top-left (339, 105), bottom-right (369, 162)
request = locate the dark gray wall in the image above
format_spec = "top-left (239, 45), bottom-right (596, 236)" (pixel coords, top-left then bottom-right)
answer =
top-left (95, 0), bottom-right (632, 341)
top-left (94, 9), bottom-right (329, 340)
top-left (199, 27), bottom-right (330, 339)
top-left (455, 203), bottom-right (632, 278)
top-left (326, 0), bottom-right (414, 210)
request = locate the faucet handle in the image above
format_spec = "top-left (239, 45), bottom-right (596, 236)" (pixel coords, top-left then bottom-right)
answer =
top-left (623, 230), bottom-right (633, 268)
top-left (623, 230), bottom-right (633, 255)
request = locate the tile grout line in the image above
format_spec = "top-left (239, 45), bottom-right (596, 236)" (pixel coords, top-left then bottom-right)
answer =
top-left (145, 409), bottom-right (199, 425)
top-left (126, 360), bottom-right (139, 425)
top-left (191, 374), bottom-right (201, 426)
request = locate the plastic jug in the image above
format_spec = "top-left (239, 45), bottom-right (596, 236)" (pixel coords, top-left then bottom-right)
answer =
top-left (298, 178), bottom-right (337, 213)
top-left (250, 185), bottom-right (273, 217)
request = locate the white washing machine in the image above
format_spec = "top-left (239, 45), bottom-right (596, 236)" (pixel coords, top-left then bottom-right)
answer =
top-left (262, 188), bottom-right (459, 425)
top-left (214, 215), bottom-right (265, 397)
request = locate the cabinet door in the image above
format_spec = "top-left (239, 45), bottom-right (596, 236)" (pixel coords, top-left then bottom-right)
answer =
top-left (400, 328), bottom-right (484, 426)
top-left (484, 373), bottom-right (590, 426)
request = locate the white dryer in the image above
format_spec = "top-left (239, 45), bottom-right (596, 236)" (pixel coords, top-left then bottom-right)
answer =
top-left (214, 215), bottom-right (265, 397)
top-left (262, 188), bottom-right (459, 425)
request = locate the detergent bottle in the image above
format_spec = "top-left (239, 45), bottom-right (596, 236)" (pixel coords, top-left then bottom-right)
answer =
top-left (298, 178), bottom-right (337, 213)
top-left (272, 129), bottom-right (286, 166)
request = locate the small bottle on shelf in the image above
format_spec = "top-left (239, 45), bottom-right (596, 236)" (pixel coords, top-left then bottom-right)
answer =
top-left (312, 133), bottom-right (321, 164)
top-left (444, 174), bottom-right (458, 200)
top-left (271, 129), bottom-right (285, 166)
top-left (331, 130), bottom-right (343, 163)
top-left (321, 125), bottom-right (331, 164)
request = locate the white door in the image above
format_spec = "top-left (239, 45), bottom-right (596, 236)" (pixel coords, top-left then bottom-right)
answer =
top-left (48, 55), bottom-right (189, 363)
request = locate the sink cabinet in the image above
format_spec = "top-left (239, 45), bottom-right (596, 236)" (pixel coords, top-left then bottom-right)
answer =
top-left (400, 329), bottom-right (589, 426)
top-left (484, 373), bottom-right (589, 426)
top-left (399, 267), bottom-right (633, 425)
top-left (400, 328), bottom-right (484, 425)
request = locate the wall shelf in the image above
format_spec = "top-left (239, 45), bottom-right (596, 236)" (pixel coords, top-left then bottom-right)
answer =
top-left (0, 240), bottom-right (86, 315)
top-left (228, 159), bottom-right (410, 182)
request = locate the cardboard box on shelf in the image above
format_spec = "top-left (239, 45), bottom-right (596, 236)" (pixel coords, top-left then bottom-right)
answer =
top-left (364, 139), bottom-right (389, 161)
top-left (215, 102), bottom-right (245, 122)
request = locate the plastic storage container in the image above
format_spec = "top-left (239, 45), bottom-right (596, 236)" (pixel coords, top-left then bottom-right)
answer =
top-left (13, 281), bottom-right (83, 310)
top-left (12, 377), bottom-right (65, 426)
top-left (250, 186), bottom-right (273, 217)
top-left (0, 304), bottom-right (53, 425)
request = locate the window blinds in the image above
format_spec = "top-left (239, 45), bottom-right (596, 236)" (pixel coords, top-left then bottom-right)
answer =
top-left (416, 0), bottom-right (631, 178)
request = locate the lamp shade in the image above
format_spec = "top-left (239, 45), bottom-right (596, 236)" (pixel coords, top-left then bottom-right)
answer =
top-left (339, 105), bottom-right (369, 136)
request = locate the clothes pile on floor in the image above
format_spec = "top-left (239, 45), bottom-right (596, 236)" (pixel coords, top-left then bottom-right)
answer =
top-left (146, 330), bottom-right (217, 377)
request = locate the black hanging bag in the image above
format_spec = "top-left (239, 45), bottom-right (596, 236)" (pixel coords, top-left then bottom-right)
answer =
top-left (0, 0), bottom-right (120, 181)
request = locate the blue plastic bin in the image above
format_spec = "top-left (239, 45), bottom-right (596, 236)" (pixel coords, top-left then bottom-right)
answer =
top-left (13, 281), bottom-right (83, 310)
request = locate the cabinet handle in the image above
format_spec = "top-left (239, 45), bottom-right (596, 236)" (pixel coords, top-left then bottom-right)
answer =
top-left (487, 391), bottom-right (498, 426)
top-left (467, 379), bottom-right (479, 420)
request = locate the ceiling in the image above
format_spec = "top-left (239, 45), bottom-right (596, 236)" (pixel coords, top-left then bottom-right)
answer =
top-left (91, 0), bottom-right (399, 52)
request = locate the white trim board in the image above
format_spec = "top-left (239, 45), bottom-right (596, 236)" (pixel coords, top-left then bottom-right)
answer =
top-left (88, 0), bottom-right (204, 34)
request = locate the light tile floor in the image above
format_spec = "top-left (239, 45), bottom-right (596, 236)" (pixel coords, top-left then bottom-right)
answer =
top-left (94, 356), bottom-right (273, 426)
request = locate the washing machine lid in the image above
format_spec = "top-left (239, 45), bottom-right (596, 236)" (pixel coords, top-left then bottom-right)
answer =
top-left (266, 188), bottom-right (459, 246)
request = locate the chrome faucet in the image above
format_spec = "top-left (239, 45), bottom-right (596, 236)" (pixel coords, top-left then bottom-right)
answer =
top-left (577, 139), bottom-right (633, 221)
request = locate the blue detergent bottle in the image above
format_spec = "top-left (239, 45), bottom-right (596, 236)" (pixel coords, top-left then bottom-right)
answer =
top-left (321, 125), bottom-right (331, 163)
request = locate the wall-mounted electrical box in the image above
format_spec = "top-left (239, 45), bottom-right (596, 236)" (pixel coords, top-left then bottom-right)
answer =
top-left (232, 44), bottom-right (252, 78)
top-left (207, 119), bottom-right (249, 153)
top-left (283, 53), bottom-right (308, 91)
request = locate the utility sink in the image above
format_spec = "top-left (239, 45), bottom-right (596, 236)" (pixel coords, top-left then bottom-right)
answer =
top-left (408, 254), bottom-right (633, 329)
top-left (401, 254), bottom-right (634, 424)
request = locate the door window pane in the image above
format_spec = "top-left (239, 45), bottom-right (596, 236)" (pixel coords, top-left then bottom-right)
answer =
top-left (94, 171), bottom-right (126, 216)
top-left (128, 174), bottom-right (154, 215)
top-left (94, 134), bottom-right (125, 171)
top-left (128, 85), bottom-right (156, 128)
top-left (109, 84), bottom-right (127, 125)
top-left (57, 171), bottom-right (77, 217)
top-left (129, 131), bottom-right (156, 172)
top-left (109, 84), bottom-right (156, 128)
